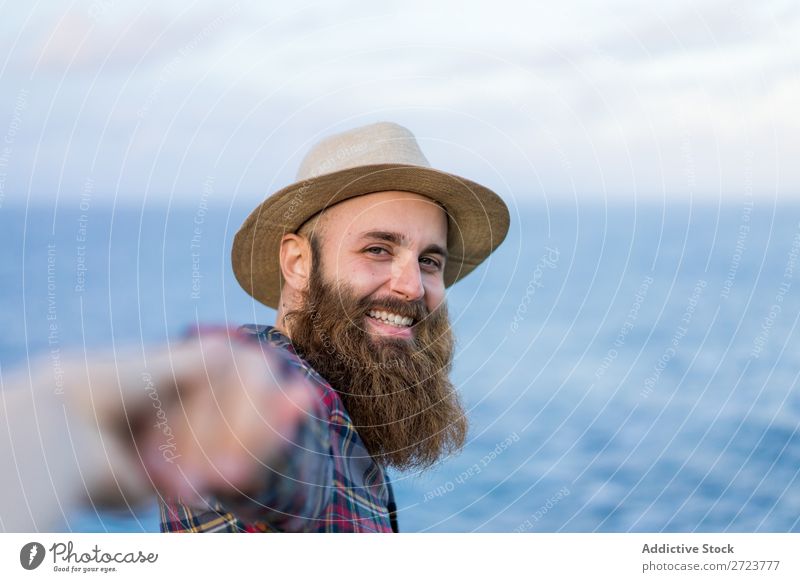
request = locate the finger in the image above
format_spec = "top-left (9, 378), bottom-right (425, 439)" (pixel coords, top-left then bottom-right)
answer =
top-left (206, 385), bottom-right (314, 492)
top-left (202, 350), bottom-right (314, 490)
top-left (137, 345), bottom-right (315, 499)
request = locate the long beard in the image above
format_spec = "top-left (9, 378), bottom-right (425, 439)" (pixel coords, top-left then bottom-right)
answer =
top-left (283, 254), bottom-right (467, 471)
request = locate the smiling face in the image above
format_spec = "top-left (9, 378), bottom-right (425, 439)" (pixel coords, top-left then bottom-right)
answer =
top-left (303, 190), bottom-right (449, 342)
top-left (279, 191), bottom-right (467, 470)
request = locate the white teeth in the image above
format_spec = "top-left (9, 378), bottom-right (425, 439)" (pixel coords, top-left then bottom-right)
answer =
top-left (367, 309), bottom-right (413, 327)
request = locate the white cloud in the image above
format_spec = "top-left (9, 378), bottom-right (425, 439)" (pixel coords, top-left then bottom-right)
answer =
top-left (1, 0), bottom-right (797, 203)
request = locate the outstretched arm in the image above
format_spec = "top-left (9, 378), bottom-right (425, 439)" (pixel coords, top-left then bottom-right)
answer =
top-left (0, 329), bottom-right (325, 532)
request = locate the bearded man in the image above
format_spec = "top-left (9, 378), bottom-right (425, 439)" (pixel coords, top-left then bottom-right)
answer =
top-left (159, 122), bottom-right (508, 532)
top-left (0, 122), bottom-right (508, 533)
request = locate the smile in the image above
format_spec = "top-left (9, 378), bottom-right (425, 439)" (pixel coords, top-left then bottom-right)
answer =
top-left (366, 309), bottom-right (414, 328)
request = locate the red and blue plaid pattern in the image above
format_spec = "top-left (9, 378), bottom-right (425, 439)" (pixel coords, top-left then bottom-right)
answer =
top-left (159, 325), bottom-right (397, 533)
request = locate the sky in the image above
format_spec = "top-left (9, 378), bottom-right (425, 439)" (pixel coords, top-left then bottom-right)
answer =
top-left (0, 0), bottom-right (798, 209)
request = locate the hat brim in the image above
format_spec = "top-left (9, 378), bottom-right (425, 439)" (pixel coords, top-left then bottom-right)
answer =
top-left (232, 163), bottom-right (509, 309)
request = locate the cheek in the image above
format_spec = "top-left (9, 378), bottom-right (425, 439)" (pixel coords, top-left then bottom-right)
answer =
top-left (334, 258), bottom-right (390, 295)
top-left (424, 279), bottom-right (446, 312)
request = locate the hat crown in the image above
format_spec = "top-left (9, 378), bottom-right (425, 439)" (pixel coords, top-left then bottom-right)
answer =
top-left (296, 122), bottom-right (431, 180)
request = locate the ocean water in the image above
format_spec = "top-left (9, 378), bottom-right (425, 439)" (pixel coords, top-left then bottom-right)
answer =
top-left (1, 200), bottom-right (799, 532)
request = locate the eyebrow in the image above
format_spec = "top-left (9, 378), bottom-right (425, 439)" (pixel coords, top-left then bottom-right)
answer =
top-left (360, 230), bottom-right (449, 260)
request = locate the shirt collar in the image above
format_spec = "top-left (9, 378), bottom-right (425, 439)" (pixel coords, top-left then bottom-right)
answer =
top-left (238, 323), bottom-right (296, 354)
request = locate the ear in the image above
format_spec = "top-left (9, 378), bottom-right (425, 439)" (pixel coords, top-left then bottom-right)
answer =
top-left (279, 233), bottom-right (312, 292)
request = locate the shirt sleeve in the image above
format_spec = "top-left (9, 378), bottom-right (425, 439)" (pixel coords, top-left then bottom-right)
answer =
top-left (159, 325), bottom-right (334, 533)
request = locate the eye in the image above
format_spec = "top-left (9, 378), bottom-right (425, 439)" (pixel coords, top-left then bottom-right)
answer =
top-left (364, 246), bottom-right (389, 256)
top-left (420, 256), bottom-right (442, 270)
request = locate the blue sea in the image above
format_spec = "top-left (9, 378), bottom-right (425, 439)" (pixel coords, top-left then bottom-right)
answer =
top-left (2, 199), bottom-right (799, 532)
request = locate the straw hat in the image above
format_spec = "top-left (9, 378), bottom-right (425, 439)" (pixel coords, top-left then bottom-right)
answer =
top-left (232, 122), bottom-right (510, 309)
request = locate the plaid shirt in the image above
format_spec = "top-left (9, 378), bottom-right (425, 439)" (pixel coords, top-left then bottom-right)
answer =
top-left (159, 324), bottom-right (397, 533)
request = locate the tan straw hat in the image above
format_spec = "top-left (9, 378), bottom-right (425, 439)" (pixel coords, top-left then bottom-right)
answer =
top-left (232, 121), bottom-right (510, 309)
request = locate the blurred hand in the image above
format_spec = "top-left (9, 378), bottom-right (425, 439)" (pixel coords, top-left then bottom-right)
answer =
top-left (64, 330), bottom-right (315, 507)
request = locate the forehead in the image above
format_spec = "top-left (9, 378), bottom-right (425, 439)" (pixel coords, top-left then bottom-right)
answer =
top-left (319, 191), bottom-right (448, 245)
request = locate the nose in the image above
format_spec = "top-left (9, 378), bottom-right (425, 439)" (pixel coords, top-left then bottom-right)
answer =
top-left (389, 253), bottom-right (425, 301)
